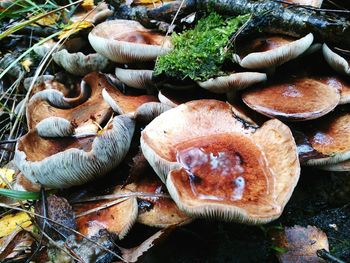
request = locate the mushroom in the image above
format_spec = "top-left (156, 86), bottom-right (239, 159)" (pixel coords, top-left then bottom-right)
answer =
top-left (88, 20), bottom-right (172, 63)
top-left (284, 0), bottom-right (323, 7)
top-left (70, 2), bottom-right (113, 24)
top-left (232, 33), bottom-right (314, 69)
top-left (27, 72), bottom-right (157, 136)
top-left (158, 88), bottom-right (225, 108)
top-left (124, 172), bottom-right (192, 228)
top-left (242, 75), bottom-right (341, 121)
top-left (14, 114), bottom-right (135, 188)
top-left (197, 72), bottom-right (267, 94)
top-left (52, 49), bottom-right (109, 76)
top-left (296, 111), bottom-right (350, 166)
top-left (323, 43), bottom-right (350, 76)
top-left (141, 100), bottom-right (300, 223)
top-left (75, 188), bottom-right (138, 239)
top-left (318, 159), bottom-right (350, 172)
top-left (115, 67), bottom-right (154, 90)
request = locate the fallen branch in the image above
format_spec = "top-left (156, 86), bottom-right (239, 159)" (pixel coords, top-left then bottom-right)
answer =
top-left (116, 0), bottom-right (350, 49)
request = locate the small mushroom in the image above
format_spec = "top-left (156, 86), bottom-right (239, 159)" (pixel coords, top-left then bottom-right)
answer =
top-left (318, 159), bottom-right (350, 172)
top-left (88, 20), bottom-right (172, 63)
top-left (75, 188), bottom-right (138, 239)
top-left (323, 43), bottom-right (350, 76)
top-left (141, 100), bottom-right (300, 223)
top-left (27, 72), bottom-right (156, 136)
top-left (124, 172), bottom-right (192, 228)
top-left (52, 49), bottom-right (109, 76)
top-left (14, 115), bottom-right (135, 188)
top-left (115, 68), bottom-right (154, 90)
top-left (242, 75), bottom-right (341, 121)
top-left (297, 111), bottom-right (350, 166)
top-left (197, 72), bottom-right (267, 94)
top-left (158, 88), bottom-right (224, 108)
top-left (284, 0), bottom-right (323, 7)
top-left (70, 2), bottom-right (113, 24)
top-left (232, 34), bottom-right (314, 69)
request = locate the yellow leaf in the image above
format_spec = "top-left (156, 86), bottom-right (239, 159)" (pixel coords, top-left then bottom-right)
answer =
top-left (20, 59), bottom-right (32, 72)
top-left (0, 168), bottom-right (15, 188)
top-left (34, 13), bottom-right (60, 26)
top-left (58, 21), bottom-right (93, 39)
top-left (82, 0), bottom-right (94, 8)
top-left (0, 212), bottom-right (32, 238)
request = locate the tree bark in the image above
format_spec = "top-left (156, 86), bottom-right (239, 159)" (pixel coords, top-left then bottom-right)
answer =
top-left (116, 0), bottom-right (350, 49)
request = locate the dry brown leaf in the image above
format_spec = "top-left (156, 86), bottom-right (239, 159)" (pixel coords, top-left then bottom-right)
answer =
top-left (35, 195), bottom-right (76, 240)
top-left (271, 225), bottom-right (329, 263)
top-left (0, 167), bottom-right (15, 188)
top-left (120, 227), bottom-right (174, 262)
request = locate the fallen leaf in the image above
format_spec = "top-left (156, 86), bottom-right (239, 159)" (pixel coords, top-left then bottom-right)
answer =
top-left (121, 227), bottom-right (174, 262)
top-left (81, 0), bottom-right (94, 8)
top-left (58, 21), bottom-right (93, 39)
top-left (0, 167), bottom-right (15, 188)
top-left (20, 59), bottom-right (32, 72)
top-left (271, 225), bottom-right (329, 263)
top-left (35, 13), bottom-right (60, 26)
top-left (0, 212), bottom-right (32, 238)
top-left (35, 195), bottom-right (76, 240)
top-left (0, 229), bottom-right (34, 261)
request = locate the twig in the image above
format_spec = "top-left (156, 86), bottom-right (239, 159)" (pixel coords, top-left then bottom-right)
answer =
top-left (273, 0), bottom-right (350, 14)
top-left (75, 198), bottom-right (129, 218)
top-left (73, 192), bottom-right (171, 203)
top-left (0, 203), bottom-right (128, 262)
top-left (317, 249), bottom-right (346, 263)
top-left (0, 139), bottom-right (18, 144)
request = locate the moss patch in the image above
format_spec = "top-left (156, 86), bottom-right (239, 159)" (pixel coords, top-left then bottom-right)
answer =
top-left (154, 12), bottom-right (250, 81)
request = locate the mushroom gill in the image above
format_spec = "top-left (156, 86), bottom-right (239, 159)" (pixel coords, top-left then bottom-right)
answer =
top-left (15, 115), bottom-right (135, 188)
top-left (141, 100), bottom-right (300, 224)
top-left (232, 33), bottom-right (314, 69)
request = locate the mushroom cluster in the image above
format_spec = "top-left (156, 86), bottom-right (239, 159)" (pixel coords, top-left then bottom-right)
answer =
top-left (13, 1), bottom-right (350, 238)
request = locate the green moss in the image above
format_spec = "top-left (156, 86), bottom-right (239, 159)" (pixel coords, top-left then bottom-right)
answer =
top-left (154, 13), bottom-right (250, 81)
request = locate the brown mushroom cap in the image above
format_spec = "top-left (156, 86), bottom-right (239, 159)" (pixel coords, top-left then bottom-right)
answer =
top-left (242, 76), bottom-right (341, 121)
top-left (323, 44), bottom-right (350, 76)
top-left (299, 111), bottom-right (350, 165)
top-left (158, 88), bottom-right (224, 108)
top-left (124, 172), bottom-right (191, 228)
top-left (88, 20), bottom-right (172, 63)
top-left (75, 188), bottom-right (138, 239)
top-left (27, 73), bottom-right (109, 135)
top-left (232, 34), bottom-right (314, 69)
top-left (27, 72), bottom-right (156, 135)
top-left (14, 115), bottom-right (135, 188)
top-left (141, 100), bottom-right (300, 223)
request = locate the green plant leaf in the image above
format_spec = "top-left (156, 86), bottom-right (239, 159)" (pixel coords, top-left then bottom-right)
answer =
top-left (0, 188), bottom-right (40, 200)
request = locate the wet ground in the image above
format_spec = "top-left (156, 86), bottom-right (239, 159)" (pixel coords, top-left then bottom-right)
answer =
top-left (118, 168), bottom-right (350, 262)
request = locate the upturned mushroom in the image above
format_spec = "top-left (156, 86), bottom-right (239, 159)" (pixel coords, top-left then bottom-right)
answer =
top-left (124, 172), bottom-right (192, 228)
top-left (27, 72), bottom-right (157, 136)
top-left (296, 111), bottom-right (350, 166)
top-left (323, 44), bottom-right (350, 76)
top-left (14, 114), bottom-right (135, 188)
top-left (88, 20), bottom-right (172, 63)
top-left (52, 49), bottom-right (109, 76)
top-left (232, 33), bottom-right (314, 69)
top-left (141, 100), bottom-right (300, 224)
top-left (75, 187), bottom-right (138, 239)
